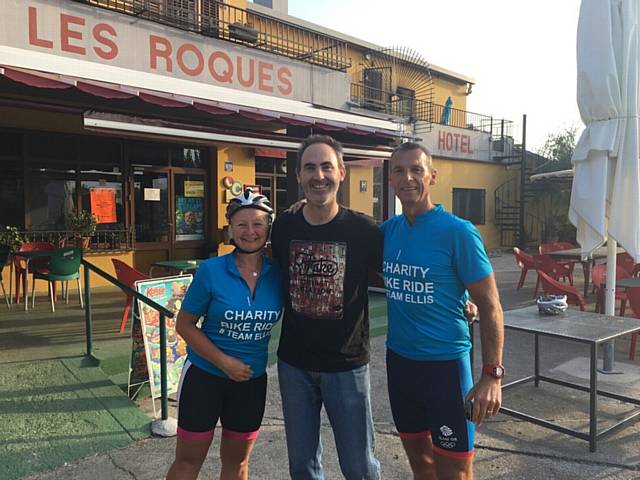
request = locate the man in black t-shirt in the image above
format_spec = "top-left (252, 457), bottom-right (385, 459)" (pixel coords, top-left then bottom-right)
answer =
top-left (271, 135), bottom-right (382, 480)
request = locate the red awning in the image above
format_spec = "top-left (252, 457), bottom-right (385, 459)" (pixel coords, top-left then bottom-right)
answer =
top-left (0, 65), bottom-right (402, 138)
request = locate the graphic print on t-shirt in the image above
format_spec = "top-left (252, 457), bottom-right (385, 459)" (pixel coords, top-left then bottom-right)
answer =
top-left (289, 240), bottom-right (346, 319)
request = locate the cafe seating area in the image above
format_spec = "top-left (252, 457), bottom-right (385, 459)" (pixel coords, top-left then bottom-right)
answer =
top-left (513, 242), bottom-right (640, 360)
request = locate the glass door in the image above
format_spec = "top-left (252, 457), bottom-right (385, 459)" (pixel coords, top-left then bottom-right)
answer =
top-left (133, 169), bottom-right (170, 244)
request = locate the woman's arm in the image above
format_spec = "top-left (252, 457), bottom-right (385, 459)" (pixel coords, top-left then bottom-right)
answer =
top-left (176, 309), bottom-right (253, 382)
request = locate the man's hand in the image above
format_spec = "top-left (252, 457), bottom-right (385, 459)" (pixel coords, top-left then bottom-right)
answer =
top-left (465, 375), bottom-right (502, 426)
top-left (465, 300), bottom-right (478, 324)
top-left (285, 198), bottom-right (307, 214)
top-left (220, 355), bottom-right (253, 382)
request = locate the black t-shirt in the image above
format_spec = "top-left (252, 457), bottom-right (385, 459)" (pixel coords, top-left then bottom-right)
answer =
top-left (271, 206), bottom-right (383, 372)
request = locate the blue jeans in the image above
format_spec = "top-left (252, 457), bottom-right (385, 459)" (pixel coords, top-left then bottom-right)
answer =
top-left (277, 360), bottom-right (380, 480)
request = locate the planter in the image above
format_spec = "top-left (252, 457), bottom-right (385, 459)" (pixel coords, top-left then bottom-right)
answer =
top-left (73, 236), bottom-right (91, 249)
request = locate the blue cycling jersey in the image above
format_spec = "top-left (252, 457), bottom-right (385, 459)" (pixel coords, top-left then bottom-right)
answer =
top-left (181, 253), bottom-right (283, 379)
top-left (381, 205), bottom-right (493, 360)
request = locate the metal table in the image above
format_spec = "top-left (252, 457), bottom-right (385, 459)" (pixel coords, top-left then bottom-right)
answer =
top-left (149, 259), bottom-right (203, 276)
top-left (548, 246), bottom-right (622, 298)
top-left (615, 276), bottom-right (640, 289)
top-left (499, 305), bottom-right (640, 452)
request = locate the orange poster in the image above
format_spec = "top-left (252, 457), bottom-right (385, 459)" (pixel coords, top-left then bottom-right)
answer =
top-left (90, 188), bottom-right (117, 224)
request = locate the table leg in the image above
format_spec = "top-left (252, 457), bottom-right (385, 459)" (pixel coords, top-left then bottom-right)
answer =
top-left (589, 342), bottom-right (597, 452)
top-left (9, 259), bottom-right (13, 305)
top-left (582, 260), bottom-right (591, 299)
top-left (534, 333), bottom-right (540, 387)
top-left (24, 258), bottom-right (30, 312)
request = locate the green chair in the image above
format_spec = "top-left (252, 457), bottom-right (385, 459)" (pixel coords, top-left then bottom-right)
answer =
top-left (0, 246), bottom-right (10, 308)
top-left (31, 247), bottom-right (84, 312)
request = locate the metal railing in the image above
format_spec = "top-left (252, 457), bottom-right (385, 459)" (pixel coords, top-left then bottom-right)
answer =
top-left (351, 82), bottom-right (513, 138)
top-left (19, 229), bottom-right (135, 252)
top-left (75, 0), bottom-right (350, 71)
top-left (81, 259), bottom-right (174, 421)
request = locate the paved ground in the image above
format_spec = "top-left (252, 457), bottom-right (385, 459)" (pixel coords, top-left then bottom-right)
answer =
top-left (4, 252), bottom-right (640, 479)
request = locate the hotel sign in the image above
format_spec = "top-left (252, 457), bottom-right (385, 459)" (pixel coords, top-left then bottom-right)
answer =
top-left (419, 124), bottom-right (493, 162)
top-left (0, 0), bottom-right (350, 108)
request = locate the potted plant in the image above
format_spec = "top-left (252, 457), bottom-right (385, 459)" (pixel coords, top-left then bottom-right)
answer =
top-left (0, 225), bottom-right (26, 253)
top-left (67, 210), bottom-right (98, 249)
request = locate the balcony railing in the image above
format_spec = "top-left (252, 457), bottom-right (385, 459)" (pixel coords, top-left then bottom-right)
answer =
top-left (351, 82), bottom-right (513, 138)
top-left (19, 229), bottom-right (135, 252)
top-left (74, 0), bottom-right (351, 71)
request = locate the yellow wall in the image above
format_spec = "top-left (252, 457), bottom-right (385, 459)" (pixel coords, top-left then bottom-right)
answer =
top-left (343, 165), bottom-right (374, 216)
top-left (430, 158), bottom-right (516, 249)
top-left (215, 145), bottom-right (255, 255)
top-left (432, 77), bottom-right (468, 111)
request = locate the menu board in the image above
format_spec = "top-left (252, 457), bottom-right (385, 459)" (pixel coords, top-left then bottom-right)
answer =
top-left (134, 275), bottom-right (192, 399)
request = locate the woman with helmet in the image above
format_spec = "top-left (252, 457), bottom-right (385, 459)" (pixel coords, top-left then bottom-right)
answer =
top-left (167, 188), bottom-right (282, 480)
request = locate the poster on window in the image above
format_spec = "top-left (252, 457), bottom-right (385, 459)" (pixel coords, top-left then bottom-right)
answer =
top-left (175, 195), bottom-right (204, 241)
top-left (90, 188), bottom-right (117, 223)
top-left (184, 180), bottom-right (204, 198)
top-left (134, 275), bottom-right (192, 400)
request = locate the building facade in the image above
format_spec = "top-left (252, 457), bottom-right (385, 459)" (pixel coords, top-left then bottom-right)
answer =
top-left (0, 0), bottom-right (515, 290)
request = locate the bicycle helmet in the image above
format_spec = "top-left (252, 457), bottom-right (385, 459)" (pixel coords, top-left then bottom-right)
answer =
top-left (536, 295), bottom-right (569, 315)
top-left (226, 187), bottom-right (274, 221)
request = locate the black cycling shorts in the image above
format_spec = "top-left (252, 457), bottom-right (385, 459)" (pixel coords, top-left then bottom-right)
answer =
top-left (176, 360), bottom-right (267, 442)
top-left (386, 349), bottom-right (475, 459)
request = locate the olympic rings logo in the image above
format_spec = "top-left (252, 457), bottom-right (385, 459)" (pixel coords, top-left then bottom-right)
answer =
top-left (439, 441), bottom-right (456, 449)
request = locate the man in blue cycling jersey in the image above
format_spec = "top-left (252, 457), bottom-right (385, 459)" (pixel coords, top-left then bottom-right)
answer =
top-left (382, 142), bottom-right (504, 479)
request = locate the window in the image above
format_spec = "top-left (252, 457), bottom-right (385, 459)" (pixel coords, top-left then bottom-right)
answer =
top-left (452, 188), bottom-right (485, 225)
top-left (396, 87), bottom-right (415, 119)
top-left (26, 160), bottom-right (77, 231)
top-left (255, 156), bottom-right (288, 215)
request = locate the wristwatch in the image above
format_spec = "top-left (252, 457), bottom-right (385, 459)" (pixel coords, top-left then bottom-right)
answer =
top-left (482, 364), bottom-right (506, 379)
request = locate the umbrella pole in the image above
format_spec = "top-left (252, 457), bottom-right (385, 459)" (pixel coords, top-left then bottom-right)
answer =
top-left (601, 239), bottom-right (618, 373)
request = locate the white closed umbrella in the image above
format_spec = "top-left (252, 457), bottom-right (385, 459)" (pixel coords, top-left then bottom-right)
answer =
top-left (569, 0), bottom-right (640, 370)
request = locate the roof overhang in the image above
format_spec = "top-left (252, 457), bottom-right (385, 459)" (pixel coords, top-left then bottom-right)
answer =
top-left (530, 169), bottom-right (574, 183)
top-left (83, 111), bottom-right (393, 159)
top-left (0, 60), bottom-right (404, 138)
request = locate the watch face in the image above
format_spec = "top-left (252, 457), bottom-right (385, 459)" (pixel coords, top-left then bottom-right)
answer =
top-left (495, 366), bottom-right (505, 377)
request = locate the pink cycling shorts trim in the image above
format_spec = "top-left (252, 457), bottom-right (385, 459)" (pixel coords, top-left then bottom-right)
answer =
top-left (177, 427), bottom-right (214, 442)
top-left (398, 430), bottom-right (430, 440)
top-left (433, 445), bottom-right (474, 459)
top-left (221, 428), bottom-right (260, 441)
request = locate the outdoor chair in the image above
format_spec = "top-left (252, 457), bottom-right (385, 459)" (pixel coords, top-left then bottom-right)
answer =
top-left (0, 245), bottom-right (10, 308)
top-left (30, 247), bottom-right (83, 313)
top-left (617, 252), bottom-right (636, 274)
top-left (13, 241), bottom-right (55, 305)
top-left (513, 247), bottom-right (535, 290)
top-left (537, 270), bottom-right (586, 311)
top-left (624, 286), bottom-right (640, 361)
top-left (533, 254), bottom-right (574, 298)
top-left (539, 242), bottom-right (579, 274)
top-left (112, 259), bottom-right (150, 333)
top-left (591, 263), bottom-right (630, 316)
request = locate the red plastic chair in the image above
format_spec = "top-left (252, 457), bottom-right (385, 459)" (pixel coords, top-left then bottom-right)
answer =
top-left (591, 263), bottom-right (630, 316)
top-left (623, 286), bottom-right (640, 360)
top-left (539, 242), bottom-right (579, 274)
top-left (617, 252), bottom-right (636, 274)
top-left (513, 247), bottom-right (535, 290)
top-left (13, 242), bottom-right (55, 305)
top-left (533, 254), bottom-right (574, 298)
top-left (537, 271), bottom-right (586, 311)
top-left (112, 259), bottom-right (150, 333)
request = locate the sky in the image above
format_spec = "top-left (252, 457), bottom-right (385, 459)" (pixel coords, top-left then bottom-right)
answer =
top-left (285, 0), bottom-right (583, 152)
